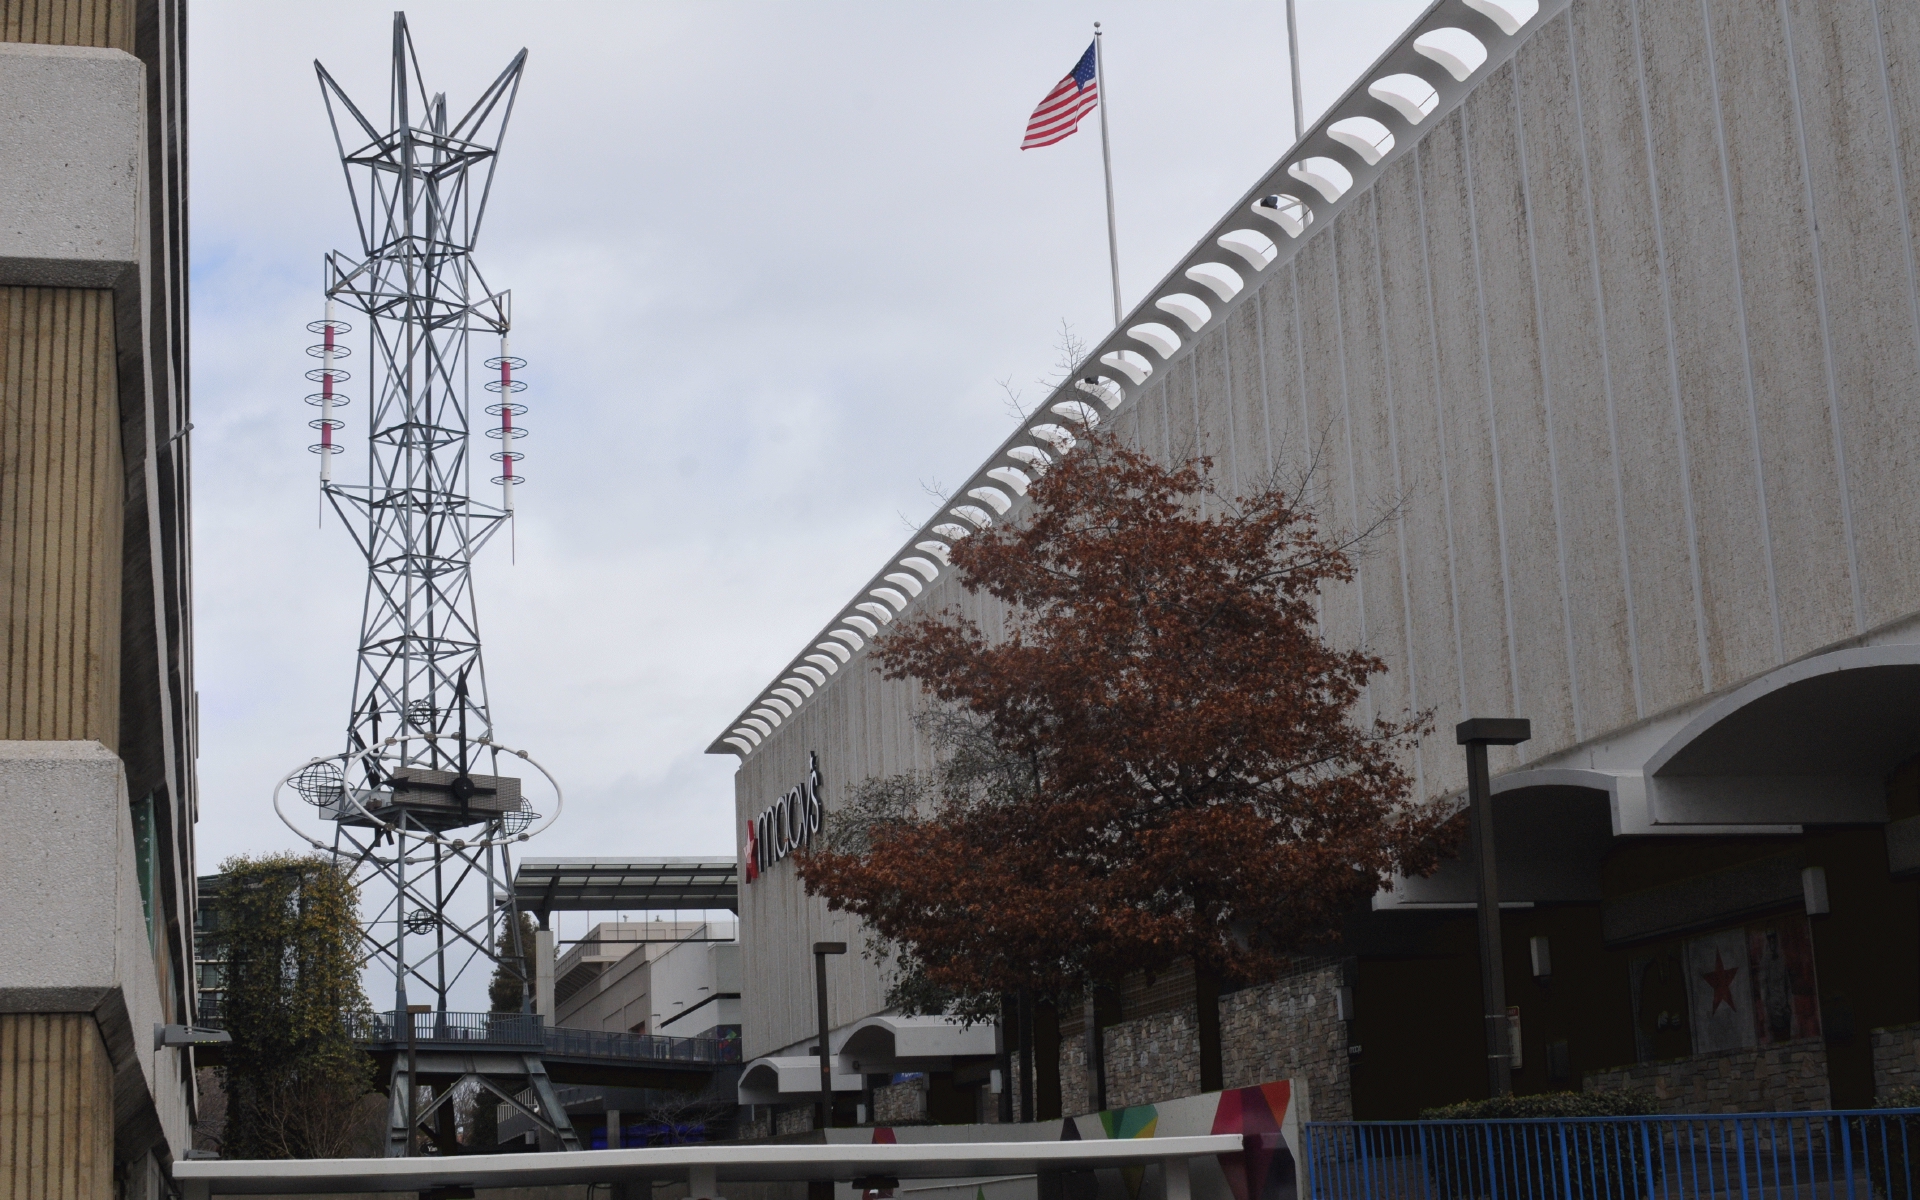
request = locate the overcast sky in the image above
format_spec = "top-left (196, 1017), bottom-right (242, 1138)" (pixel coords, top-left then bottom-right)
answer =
top-left (188, 0), bottom-right (1431, 970)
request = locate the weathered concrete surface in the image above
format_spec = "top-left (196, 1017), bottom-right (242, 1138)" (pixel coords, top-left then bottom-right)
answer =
top-left (0, 740), bottom-right (188, 1161)
top-left (0, 43), bottom-right (144, 288)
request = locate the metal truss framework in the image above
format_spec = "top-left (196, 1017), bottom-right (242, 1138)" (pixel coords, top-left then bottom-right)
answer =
top-left (302, 23), bottom-right (559, 1157)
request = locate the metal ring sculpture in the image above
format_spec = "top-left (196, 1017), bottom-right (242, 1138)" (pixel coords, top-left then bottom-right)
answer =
top-left (272, 734), bottom-right (563, 856)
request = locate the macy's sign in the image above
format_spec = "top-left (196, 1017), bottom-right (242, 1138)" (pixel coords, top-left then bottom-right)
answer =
top-left (744, 752), bottom-right (822, 884)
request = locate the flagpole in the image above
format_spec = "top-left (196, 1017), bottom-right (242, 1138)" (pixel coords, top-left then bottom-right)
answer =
top-left (1286, 0), bottom-right (1305, 142)
top-left (1093, 22), bottom-right (1123, 328)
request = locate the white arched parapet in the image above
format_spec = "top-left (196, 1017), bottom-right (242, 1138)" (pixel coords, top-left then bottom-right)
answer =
top-left (929, 524), bottom-right (971, 542)
top-left (780, 676), bottom-right (815, 697)
top-left (1155, 293), bottom-right (1213, 333)
top-left (884, 570), bottom-right (925, 596)
top-left (869, 587), bottom-right (910, 611)
top-left (1006, 445), bottom-right (1051, 471)
top-left (986, 466), bottom-right (1031, 495)
top-left (853, 602), bottom-right (892, 626)
top-left (1128, 321), bottom-right (1183, 359)
top-left (772, 685), bottom-right (806, 706)
top-left (743, 717), bottom-right (773, 738)
top-left (1288, 157), bottom-right (1353, 203)
top-left (950, 504), bottom-right (995, 528)
top-left (1464, 0), bottom-right (1539, 36)
top-left (760, 697), bottom-right (793, 719)
top-left (794, 663), bottom-right (828, 685)
top-left (1329, 116), bottom-right (1396, 165)
top-left (1100, 349), bottom-right (1154, 385)
top-left (1253, 194), bottom-right (1313, 238)
top-left (804, 656), bottom-right (839, 679)
top-left (899, 556), bottom-right (940, 582)
top-left (843, 613), bottom-right (880, 637)
top-left (1217, 228), bottom-right (1278, 269)
top-left (1050, 400), bottom-right (1101, 428)
top-left (1415, 27), bottom-right (1488, 81)
top-left (1369, 73), bottom-right (1440, 124)
top-left (915, 539), bottom-right (953, 563)
top-left (751, 706), bottom-right (784, 727)
top-left (723, 736), bottom-right (755, 756)
top-left (1027, 423), bottom-right (1076, 454)
top-left (966, 485), bottom-right (1012, 515)
top-left (829, 628), bottom-right (864, 651)
top-left (1074, 376), bottom-right (1124, 408)
top-left (732, 725), bottom-right (763, 745)
top-left (1185, 262), bottom-right (1244, 302)
top-left (815, 640), bottom-right (852, 663)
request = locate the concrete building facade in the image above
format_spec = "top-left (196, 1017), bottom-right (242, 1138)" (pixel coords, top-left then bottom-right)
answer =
top-left (0, 0), bottom-right (199, 1191)
top-left (715, 0), bottom-right (1920, 1126)
top-left (553, 921), bottom-right (741, 1045)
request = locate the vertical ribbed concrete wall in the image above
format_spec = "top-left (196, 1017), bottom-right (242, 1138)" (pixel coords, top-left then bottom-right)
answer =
top-left (0, 1014), bottom-right (113, 1199)
top-left (0, 287), bottom-right (124, 749)
top-left (736, 0), bottom-right (1920, 1057)
top-left (0, 0), bottom-right (130, 51)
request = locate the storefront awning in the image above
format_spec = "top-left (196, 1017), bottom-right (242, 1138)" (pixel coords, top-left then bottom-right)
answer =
top-left (737, 1055), bottom-right (865, 1105)
top-left (838, 1014), bottom-right (999, 1071)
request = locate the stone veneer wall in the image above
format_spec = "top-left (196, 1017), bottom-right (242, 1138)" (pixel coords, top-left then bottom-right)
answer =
top-left (1056, 961), bottom-right (1350, 1118)
top-left (1871, 1023), bottom-right (1920, 1100)
top-left (1583, 1039), bottom-right (1831, 1113)
top-left (1101, 1008), bottom-right (1205, 1110)
top-left (873, 1077), bottom-right (929, 1123)
top-left (1220, 963), bottom-right (1350, 1121)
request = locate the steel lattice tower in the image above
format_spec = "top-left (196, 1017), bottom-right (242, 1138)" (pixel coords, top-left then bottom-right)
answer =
top-left (275, 13), bottom-right (576, 1155)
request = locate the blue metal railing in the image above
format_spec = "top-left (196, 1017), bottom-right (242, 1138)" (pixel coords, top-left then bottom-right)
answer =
top-left (1304, 1112), bottom-right (1920, 1200)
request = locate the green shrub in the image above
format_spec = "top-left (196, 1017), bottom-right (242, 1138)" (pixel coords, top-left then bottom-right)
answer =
top-left (1420, 1090), bottom-right (1659, 1120)
top-left (1415, 1092), bottom-right (1662, 1200)
top-left (1863, 1089), bottom-right (1920, 1199)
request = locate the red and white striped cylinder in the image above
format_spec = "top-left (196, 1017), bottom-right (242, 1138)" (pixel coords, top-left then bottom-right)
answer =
top-left (305, 298), bottom-right (352, 480)
top-left (484, 335), bottom-right (528, 512)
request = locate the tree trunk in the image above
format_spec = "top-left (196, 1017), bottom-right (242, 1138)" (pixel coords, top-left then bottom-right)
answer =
top-left (1017, 988), bottom-right (1035, 1123)
top-left (1083, 990), bottom-right (1105, 1113)
top-left (1196, 965), bottom-right (1223, 1094)
top-left (998, 995), bottom-right (1015, 1123)
top-left (1035, 996), bottom-right (1061, 1120)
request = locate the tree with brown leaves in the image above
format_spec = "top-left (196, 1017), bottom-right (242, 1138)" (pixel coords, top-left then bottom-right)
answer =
top-left (799, 430), bottom-right (1451, 1036)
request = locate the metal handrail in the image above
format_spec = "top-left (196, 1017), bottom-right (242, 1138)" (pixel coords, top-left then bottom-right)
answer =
top-left (1303, 1111), bottom-right (1920, 1200)
top-left (199, 1006), bottom-right (741, 1066)
top-left (343, 1010), bottom-right (741, 1064)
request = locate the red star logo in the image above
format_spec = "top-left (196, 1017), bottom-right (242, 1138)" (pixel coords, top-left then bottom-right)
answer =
top-left (744, 821), bottom-right (759, 884)
top-left (1702, 951), bottom-right (1740, 1014)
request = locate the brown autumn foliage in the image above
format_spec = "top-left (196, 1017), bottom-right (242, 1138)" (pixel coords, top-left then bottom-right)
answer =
top-left (797, 430), bottom-right (1454, 1012)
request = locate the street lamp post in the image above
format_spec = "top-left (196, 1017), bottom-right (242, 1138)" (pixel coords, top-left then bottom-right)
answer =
top-left (1456, 717), bottom-right (1530, 1100)
top-left (814, 941), bottom-right (847, 1129)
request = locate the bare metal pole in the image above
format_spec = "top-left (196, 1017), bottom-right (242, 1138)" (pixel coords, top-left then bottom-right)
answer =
top-left (1093, 22), bottom-right (1123, 328)
top-left (1287, 0), bottom-right (1305, 141)
top-left (1458, 717), bottom-right (1530, 1100)
top-left (813, 941), bottom-right (846, 1129)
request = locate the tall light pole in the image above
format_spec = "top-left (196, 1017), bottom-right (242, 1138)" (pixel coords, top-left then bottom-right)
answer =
top-left (1457, 717), bottom-right (1530, 1099)
top-left (814, 941), bottom-right (847, 1129)
top-left (1286, 0), bottom-right (1305, 142)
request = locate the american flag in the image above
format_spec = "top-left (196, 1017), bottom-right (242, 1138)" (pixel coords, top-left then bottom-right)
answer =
top-left (1022, 42), bottom-right (1099, 150)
